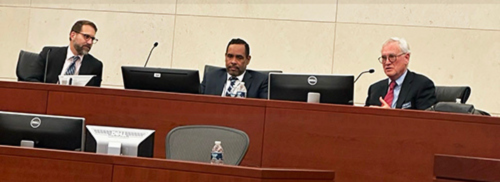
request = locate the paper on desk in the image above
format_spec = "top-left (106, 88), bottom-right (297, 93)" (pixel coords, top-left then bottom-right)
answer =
top-left (58, 75), bottom-right (95, 86)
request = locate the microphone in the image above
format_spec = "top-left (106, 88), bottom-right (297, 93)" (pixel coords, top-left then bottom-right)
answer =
top-left (43, 48), bottom-right (51, 83)
top-left (354, 68), bottom-right (375, 83)
top-left (144, 42), bottom-right (159, 67)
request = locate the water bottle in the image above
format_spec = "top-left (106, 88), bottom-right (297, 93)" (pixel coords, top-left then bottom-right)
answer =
top-left (210, 141), bottom-right (224, 165)
top-left (235, 82), bottom-right (247, 98)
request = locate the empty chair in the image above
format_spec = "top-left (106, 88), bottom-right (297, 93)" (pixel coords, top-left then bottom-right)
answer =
top-left (435, 86), bottom-right (471, 104)
top-left (166, 125), bottom-right (249, 165)
top-left (16, 50), bottom-right (40, 81)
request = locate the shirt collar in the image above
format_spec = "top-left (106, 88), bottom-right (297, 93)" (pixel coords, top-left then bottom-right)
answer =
top-left (227, 71), bottom-right (246, 81)
top-left (66, 46), bottom-right (84, 62)
top-left (388, 69), bottom-right (408, 86)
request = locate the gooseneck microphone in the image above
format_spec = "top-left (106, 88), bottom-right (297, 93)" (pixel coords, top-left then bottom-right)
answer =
top-left (43, 48), bottom-right (51, 83)
top-left (353, 68), bottom-right (375, 83)
top-left (144, 42), bottom-right (159, 67)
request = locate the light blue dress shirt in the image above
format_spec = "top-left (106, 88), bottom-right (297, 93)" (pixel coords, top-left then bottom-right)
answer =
top-left (388, 70), bottom-right (408, 108)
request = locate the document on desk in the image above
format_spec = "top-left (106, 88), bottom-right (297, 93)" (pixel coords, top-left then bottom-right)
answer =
top-left (58, 75), bottom-right (95, 86)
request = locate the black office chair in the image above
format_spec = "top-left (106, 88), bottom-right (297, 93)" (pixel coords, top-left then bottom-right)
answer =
top-left (166, 125), bottom-right (249, 165)
top-left (435, 86), bottom-right (471, 104)
top-left (204, 65), bottom-right (282, 77)
top-left (16, 50), bottom-right (40, 81)
top-left (426, 102), bottom-right (490, 116)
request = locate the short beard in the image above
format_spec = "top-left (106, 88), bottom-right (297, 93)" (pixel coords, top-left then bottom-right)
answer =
top-left (73, 42), bottom-right (89, 55)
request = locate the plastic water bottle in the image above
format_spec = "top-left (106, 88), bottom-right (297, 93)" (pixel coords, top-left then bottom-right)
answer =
top-left (210, 141), bottom-right (224, 165)
top-left (235, 82), bottom-right (247, 98)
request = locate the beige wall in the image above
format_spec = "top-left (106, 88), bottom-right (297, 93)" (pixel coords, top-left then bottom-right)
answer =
top-left (1, 0), bottom-right (499, 114)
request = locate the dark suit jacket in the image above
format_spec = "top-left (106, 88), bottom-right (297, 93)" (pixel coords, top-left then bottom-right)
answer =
top-left (26, 46), bottom-right (103, 87)
top-left (200, 68), bottom-right (268, 99)
top-left (365, 70), bottom-right (437, 110)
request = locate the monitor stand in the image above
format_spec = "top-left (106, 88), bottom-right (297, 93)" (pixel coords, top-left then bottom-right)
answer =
top-left (108, 142), bottom-right (122, 155)
top-left (20, 140), bottom-right (34, 148)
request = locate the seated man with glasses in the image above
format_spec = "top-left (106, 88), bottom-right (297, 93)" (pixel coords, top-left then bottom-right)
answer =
top-left (365, 37), bottom-right (436, 109)
top-left (27, 20), bottom-right (103, 86)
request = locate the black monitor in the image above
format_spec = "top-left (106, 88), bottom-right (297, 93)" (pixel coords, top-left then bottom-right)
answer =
top-left (121, 66), bottom-right (200, 94)
top-left (84, 125), bottom-right (154, 157)
top-left (0, 111), bottom-right (85, 151)
top-left (269, 73), bottom-right (354, 105)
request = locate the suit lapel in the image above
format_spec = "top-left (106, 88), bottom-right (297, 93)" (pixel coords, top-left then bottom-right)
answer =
top-left (48, 47), bottom-right (67, 82)
top-left (242, 71), bottom-right (253, 92)
top-left (214, 69), bottom-right (227, 94)
top-left (396, 71), bottom-right (414, 108)
top-left (79, 56), bottom-right (92, 74)
top-left (381, 79), bottom-right (389, 96)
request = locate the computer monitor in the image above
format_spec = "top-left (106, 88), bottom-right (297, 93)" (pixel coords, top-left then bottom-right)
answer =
top-left (269, 73), bottom-right (354, 105)
top-left (0, 111), bottom-right (85, 151)
top-left (121, 66), bottom-right (200, 94)
top-left (85, 125), bottom-right (155, 157)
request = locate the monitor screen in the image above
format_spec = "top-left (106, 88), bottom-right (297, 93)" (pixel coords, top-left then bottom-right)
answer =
top-left (85, 125), bottom-right (155, 157)
top-left (269, 73), bottom-right (354, 105)
top-left (121, 66), bottom-right (200, 94)
top-left (0, 111), bottom-right (85, 151)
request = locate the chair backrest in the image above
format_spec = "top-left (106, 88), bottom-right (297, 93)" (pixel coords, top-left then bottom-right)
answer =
top-left (16, 50), bottom-right (40, 81)
top-left (426, 102), bottom-right (475, 114)
top-left (204, 65), bottom-right (282, 77)
top-left (166, 125), bottom-right (249, 165)
top-left (435, 86), bottom-right (471, 103)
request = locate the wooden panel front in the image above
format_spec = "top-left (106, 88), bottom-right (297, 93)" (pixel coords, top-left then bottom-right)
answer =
top-left (434, 180), bottom-right (469, 182)
top-left (113, 165), bottom-right (263, 182)
top-left (434, 154), bottom-right (500, 182)
top-left (262, 103), bottom-right (500, 182)
top-left (113, 165), bottom-right (332, 182)
top-left (0, 87), bottom-right (47, 114)
top-left (0, 154), bottom-right (112, 182)
top-left (46, 91), bottom-right (266, 167)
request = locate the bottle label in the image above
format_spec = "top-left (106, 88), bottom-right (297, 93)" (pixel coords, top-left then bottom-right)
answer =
top-left (236, 91), bottom-right (246, 98)
top-left (211, 152), bottom-right (223, 160)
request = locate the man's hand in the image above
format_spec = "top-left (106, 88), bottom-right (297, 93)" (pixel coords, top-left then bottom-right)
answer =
top-left (379, 97), bottom-right (391, 108)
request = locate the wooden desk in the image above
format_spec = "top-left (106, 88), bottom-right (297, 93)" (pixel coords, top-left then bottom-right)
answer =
top-left (0, 145), bottom-right (334, 182)
top-left (0, 81), bottom-right (266, 167)
top-left (2, 81), bottom-right (500, 182)
top-left (263, 101), bottom-right (500, 182)
top-left (434, 154), bottom-right (500, 182)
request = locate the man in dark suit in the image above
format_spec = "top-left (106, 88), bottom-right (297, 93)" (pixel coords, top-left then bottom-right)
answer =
top-left (27, 20), bottom-right (103, 87)
top-left (365, 37), bottom-right (437, 110)
top-left (200, 38), bottom-right (268, 99)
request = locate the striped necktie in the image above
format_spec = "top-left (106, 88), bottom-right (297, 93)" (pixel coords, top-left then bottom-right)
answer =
top-left (225, 77), bottom-right (238, 96)
top-left (65, 56), bottom-right (80, 75)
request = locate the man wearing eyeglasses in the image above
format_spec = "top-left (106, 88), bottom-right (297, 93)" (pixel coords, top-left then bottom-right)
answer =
top-left (365, 37), bottom-right (437, 109)
top-left (27, 20), bottom-right (103, 86)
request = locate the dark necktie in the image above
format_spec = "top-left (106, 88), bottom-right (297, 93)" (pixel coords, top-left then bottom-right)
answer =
top-left (65, 56), bottom-right (80, 75)
top-left (384, 81), bottom-right (396, 108)
top-left (225, 77), bottom-right (238, 96)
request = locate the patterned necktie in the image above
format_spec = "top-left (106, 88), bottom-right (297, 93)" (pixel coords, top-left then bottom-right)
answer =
top-left (225, 77), bottom-right (238, 96)
top-left (65, 56), bottom-right (80, 75)
top-left (384, 81), bottom-right (397, 108)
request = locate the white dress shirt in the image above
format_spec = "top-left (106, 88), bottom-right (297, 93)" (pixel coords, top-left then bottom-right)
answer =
top-left (60, 46), bottom-right (84, 75)
top-left (221, 71), bottom-right (246, 96)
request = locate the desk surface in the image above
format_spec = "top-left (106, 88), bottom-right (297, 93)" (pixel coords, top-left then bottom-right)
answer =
top-left (1, 81), bottom-right (500, 182)
top-left (0, 145), bottom-right (334, 182)
top-left (434, 154), bottom-right (500, 182)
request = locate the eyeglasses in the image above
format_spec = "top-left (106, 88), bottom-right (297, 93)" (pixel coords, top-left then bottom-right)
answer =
top-left (76, 32), bottom-right (98, 44)
top-left (378, 53), bottom-right (406, 64)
